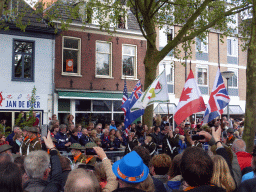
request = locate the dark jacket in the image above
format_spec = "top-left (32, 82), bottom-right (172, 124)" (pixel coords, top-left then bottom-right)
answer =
top-left (125, 138), bottom-right (139, 154)
top-left (151, 132), bottom-right (163, 146)
top-left (153, 177), bottom-right (167, 192)
top-left (114, 138), bottom-right (121, 149)
top-left (23, 150), bottom-right (62, 192)
top-left (6, 131), bottom-right (15, 146)
top-left (182, 185), bottom-right (226, 192)
top-left (112, 187), bottom-right (145, 192)
top-left (236, 177), bottom-right (256, 192)
top-left (12, 140), bottom-right (21, 154)
top-left (143, 141), bottom-right (157, 156)
top-left (162, 133), bottom-right (179, 159)
top-left (101, 134), bottom-right (110, 149)
top-left (61, 170), bottom-right (71, 192)
top-left (55, 132), bottom-right (69, 151)
top-left (69, 135), bottom-right (79, 144)
top-left (79, 134), bottom-right (91, 146)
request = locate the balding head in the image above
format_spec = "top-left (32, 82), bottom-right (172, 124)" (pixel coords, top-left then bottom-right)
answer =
top-left (232, 139), bottom-right (246, 153)
top-left (64, 168), bottom-right (100, 192)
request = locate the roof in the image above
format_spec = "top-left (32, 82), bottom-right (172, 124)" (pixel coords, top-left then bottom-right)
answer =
top-left (1, 0), bottom-right (57, 34)
top-left (45, 0), bottom-right (141, 32)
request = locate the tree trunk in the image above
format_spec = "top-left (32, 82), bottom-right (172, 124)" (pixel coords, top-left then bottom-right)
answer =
top-left (242, 1), bottom-right (256, 153)
top-left (143, 46), bottom-right (159, 128)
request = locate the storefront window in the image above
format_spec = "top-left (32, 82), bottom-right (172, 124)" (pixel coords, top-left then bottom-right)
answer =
top-left (93, 100), bottom-right (112, 111)
top-left (113, 100), bottom-right (122, 111)
top-left (75, 100), bottom-right (91, 111)
top-left (75, 113), bottom-right (111, 128)
top-left (58, 99), bottom-right (70, 112)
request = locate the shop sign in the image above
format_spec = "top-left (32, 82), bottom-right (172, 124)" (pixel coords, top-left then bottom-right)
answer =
top-left (0, 92), bottom-right (47, 110)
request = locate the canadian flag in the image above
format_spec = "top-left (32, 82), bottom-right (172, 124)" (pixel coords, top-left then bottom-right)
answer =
top-left (174, 70), bottom-right (206, 125)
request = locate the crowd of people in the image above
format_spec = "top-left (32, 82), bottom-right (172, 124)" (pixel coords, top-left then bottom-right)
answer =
top-left (1, 112), bottom-right (255, 192)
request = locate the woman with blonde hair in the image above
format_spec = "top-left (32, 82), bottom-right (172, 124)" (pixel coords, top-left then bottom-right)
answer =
top-left (211, 155), bottom-right (236, 192)
top-left (90, 130), bottom-right (98, 142)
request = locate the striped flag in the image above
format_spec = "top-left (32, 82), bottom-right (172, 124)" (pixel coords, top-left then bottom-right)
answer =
top-left (122, 79), bottom-right (128, 118)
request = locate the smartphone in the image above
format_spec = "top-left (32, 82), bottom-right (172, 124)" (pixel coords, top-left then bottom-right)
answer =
top-left (86, 148), bottom-right (97, 155)
top-left (41, 124), bottom-right (48, 138)
top-left (192, 135), bottom-right (205, 141)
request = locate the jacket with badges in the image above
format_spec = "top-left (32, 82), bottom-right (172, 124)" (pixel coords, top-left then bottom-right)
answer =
top-left (143, 141), bottom-right (157, 156)
top-left (125, 138), bottom-right (139, 155)
top-left (162, 133), bottom-right (179, 158)
top-left (21, 136), bottom-right (41, 155)
top-left (54, 132), bottom-right (69, 151)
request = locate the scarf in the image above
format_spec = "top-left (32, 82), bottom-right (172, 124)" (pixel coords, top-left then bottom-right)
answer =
top-left (74, 152), bottom-right (82, 163)
top-left (16, 140), bottom-right (21, 146)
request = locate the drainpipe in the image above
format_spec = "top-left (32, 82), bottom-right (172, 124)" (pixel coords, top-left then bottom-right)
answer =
top-left (52, 36), bottom-right (55, 124)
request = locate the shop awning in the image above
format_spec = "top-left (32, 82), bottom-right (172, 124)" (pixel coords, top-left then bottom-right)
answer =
top-left (58, 91), bottom-right (123, 100)
top-left (223, 105), bottom-right (244, 115)
top-left (154, 103), bottom-right (176, 114)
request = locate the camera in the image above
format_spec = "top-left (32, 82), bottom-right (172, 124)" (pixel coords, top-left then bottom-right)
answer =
top-left (191, 135), bottom-right (205, 141)
top-left (86, 148), bottom-right (97, 155)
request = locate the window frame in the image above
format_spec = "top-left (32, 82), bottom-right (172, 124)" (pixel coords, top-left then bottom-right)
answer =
top-left (227, 68), bottom-right (238, 88)
top-left (196, 65), bottom-right (209, 94)
top-left (62, 36), bottom-right (81, 77)
top-left (95, 40), bottom-right (113, 78)
top-left (122, 44), bottom-right (137, 79)
top-left (195, 36), bottom-right (208, 53)
top-left (159, 62), bottom-right (175, 94)
top-left (227, 37), bottom-right (238, 57)
top-left (12, 39), bottom-right (35, 82)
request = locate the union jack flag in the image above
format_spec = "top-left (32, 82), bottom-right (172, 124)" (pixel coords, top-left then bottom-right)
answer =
top-left (203, 68), bottom-right (230, 123)
top-left (121, 80), bottom-right (144, 136)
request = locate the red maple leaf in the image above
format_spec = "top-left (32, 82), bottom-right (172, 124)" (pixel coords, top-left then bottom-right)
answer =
top-left (180, 87), bottom-right (192, 101)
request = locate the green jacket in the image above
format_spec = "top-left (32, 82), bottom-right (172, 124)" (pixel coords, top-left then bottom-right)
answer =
top-left (21, 137), bottom-right (41, 155)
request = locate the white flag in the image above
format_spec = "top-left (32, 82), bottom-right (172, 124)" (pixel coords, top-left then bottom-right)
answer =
top-left (131, 70), bottom-right (169, 111)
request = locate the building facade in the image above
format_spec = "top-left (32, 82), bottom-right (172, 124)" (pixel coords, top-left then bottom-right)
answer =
top-left (0, 1), bottom-right (56, 129)
top-left (156, 20), bottom-right (246, 124)
top-left (52, 5), bottom-right (146, 126)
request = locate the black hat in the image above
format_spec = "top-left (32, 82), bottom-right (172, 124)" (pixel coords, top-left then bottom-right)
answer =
top-left (137, 121), bottom-right (141, 124)
top-left (0, 144), bottom-right (12, 153)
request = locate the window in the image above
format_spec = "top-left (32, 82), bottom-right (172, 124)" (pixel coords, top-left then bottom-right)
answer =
top-left (12, 40), bottom-right (34, 81)
top-left (227, 37), bottom-right (238, 57)
top-left (227, 69), bottom-right (238, 88)
top-left (159, 62), bottom-right (174, 93)
top-left (197, 66), bottom-right (208, 95)
top-left (62, 37), bottom-right (81, 76)
top-left (196, 37), bottom-right (208, 53)
top-left (122, 44), bottom-right (137, 79)
top-left (197, 68), bottom-right (208, 85)
top-left (96, 41), bottom-right (112, 77)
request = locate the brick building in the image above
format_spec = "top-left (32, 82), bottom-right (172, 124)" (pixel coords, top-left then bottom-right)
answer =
top-left (51, 4), bottom-right (146, 126)
top-left (156, 16), bottom-right (246, 124)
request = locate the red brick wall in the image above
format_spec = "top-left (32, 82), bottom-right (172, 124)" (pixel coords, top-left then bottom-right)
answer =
top-left (55, 30), bottom-right (147, 92)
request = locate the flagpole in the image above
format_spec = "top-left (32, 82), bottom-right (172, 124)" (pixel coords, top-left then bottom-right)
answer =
top-left (163, 64), bottom-right (170, 124)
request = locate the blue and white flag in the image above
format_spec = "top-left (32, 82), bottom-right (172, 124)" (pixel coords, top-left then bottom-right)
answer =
top-left (121, 80), bottom-right (144, 130)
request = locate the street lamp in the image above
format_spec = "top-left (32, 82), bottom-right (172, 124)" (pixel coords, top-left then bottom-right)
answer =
top-left (221, 71), bottom-right (234, 123)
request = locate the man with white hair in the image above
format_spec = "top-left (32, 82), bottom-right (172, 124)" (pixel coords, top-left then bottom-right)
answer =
top-left (232, 139), bottom-right (253, 176)
top-left (23, 131), bottom-right (62, 192)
